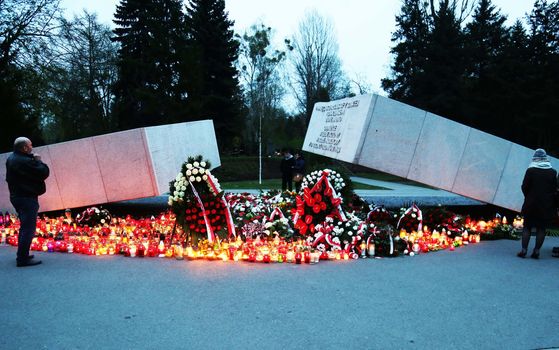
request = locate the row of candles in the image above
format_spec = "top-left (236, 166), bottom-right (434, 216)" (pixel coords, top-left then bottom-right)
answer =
top-left (0, 211), bottom-right (517, 264)
top-left (1, 232), bottom-right (357, 264)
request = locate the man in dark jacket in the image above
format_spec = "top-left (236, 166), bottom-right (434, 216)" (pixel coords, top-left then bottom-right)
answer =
top-left (280, 149), bottom-right (295, 192)
top-left (518, 148), bottom-right (558, 259)
top-left (6, 137), bottom-right (50, 267)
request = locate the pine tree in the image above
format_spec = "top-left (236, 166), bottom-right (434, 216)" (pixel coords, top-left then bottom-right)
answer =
top-left (183, 0), bottom-right (242, 150)
top-left (525, 0), bottom-right (559, 152)
top-left (382, 0), bottom-right (430, 103)
top-left (462, 0), bottom-right (508, 132)
top-left (419, 1), bottom-right (467, 123)
top-left (112, 0), bottom-right (187, 130)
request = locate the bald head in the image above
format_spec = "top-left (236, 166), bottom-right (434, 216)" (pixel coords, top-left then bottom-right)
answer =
top-left (14, 137), bottom-right (32, 154)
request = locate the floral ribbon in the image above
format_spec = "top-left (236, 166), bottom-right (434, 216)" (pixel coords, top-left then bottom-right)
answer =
top-left (188, 181), bottom-right (215, 243)
top-left (206, 173), bottom-right (236, 239)
top-left (293, 171), bottom-right (347, 235)
top-left (397, 203), bottom-right (423, 232)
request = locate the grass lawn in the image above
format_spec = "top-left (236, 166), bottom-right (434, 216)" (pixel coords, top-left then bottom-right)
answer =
top-left (221, 178), bottom-right (388, 190)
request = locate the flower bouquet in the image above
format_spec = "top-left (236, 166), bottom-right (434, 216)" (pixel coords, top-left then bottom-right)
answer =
top-left (169, 155), bottom-right (235, 246)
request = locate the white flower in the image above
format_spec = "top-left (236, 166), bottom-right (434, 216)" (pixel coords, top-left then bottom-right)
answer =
top-left (186, 170), bottom-right (192, 176)
top-left (179, 191), bottom-right (184, 197)
top-left (186, 164), bottom-right (193, 169)
top-left (199, 169), bottom-right (205, 174)
top-left (333, 237), bottom-right (340, 244)
top-left (200, 161), bottom-right (206, 167)
top-left (202, 175), bottom-right (208, 181)
top-left (189, 176), bottom-right (196, 182)
top-left (196, 176), bottom-right (202, 182)
top-left (192, 168), bottom-right (199, 175)
top-left (193, 161), bottom-right (200, 167)
top-left (181, 186), bottom-right (186, 191)
top-left (265, 222), bottom-right (273, 228)
top-left (168, 199), bottom-right (173, 206)
top-left (173, 191), bottom-right (179, 196)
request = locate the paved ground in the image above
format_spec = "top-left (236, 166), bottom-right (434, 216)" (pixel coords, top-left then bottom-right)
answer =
top-left (1, 237), bottom-right (558, 350)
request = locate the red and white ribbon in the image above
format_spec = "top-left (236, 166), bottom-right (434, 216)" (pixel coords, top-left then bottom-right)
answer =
top-left (189, 181), bottom-right (215, 243)
top-left (397, 203), bottom-right (423, 232)
top-left (207, 172), bottom-right (236, 239)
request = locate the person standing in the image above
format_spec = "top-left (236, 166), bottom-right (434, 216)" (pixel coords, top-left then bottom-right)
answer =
top-left (280, 149), bottom-right (295, 192)
top-left (518, 148), bottom-right (558, 259)
top-left (6, 137), bottom-right (50, 267)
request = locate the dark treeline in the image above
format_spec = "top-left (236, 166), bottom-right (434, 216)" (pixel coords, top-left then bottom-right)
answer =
top-left (383, 0), bottom-right (559, 155)
top-left (1, 0), bottom-right (557, 156)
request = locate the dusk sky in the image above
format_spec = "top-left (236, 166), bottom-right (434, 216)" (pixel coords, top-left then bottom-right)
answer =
top-left (61, 0), bottom-right (537, 94)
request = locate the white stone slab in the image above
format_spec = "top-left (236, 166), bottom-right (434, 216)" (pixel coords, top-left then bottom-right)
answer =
top-left (302, 94), bottom-right (558, 212)
top-left (357, 95), bottom-right (426, 178)
top-left (0, 120), bottom-right (220, 213)
top-left (302, 94), bottom-right (376, 162)
top-left (407, 113), bottom-right (471, 191)
top-left (47, 139), bottom-right (109, 209)
top-left (144, 120), bottom-right (220, 194)
top-left (492, 144), bottom-right (534, 211)
top-left (93, 129), bottom-right (158, 202)
top-left (451, 130), bottom-right (512, 203)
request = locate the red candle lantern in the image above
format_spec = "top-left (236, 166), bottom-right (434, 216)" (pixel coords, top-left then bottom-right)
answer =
top-left (295, 252), bottom-right (302, 264)
top-left (304, 251), bottom-right (311, 264)
top-left (248, 252), bottom-right (256, 262)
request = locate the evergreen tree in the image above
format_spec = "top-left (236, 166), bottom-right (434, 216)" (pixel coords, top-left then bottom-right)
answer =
top-left (419, 0), bottom-right (467, 122)
top-left (183, 0), bottom-right (242, 150)
top-left (496, 21), bottom-right (533, 145)
top-left (462, 0), bottom-right (508, 132)
top-left (112, 0), bottom-right (187, 130)
top-left (524, 0), bottom-right (559, 152)
top-left (382, 0), bottom-right (430, 102)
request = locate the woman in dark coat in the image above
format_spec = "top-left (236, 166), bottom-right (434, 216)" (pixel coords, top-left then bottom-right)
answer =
top-left (518, 148), bottom-right (558, 259)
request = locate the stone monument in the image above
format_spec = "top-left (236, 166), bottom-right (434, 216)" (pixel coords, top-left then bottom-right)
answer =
top-left (0, 120), bottom-right (220, 213)
top-left (303, 94), bottom-right (558, 212)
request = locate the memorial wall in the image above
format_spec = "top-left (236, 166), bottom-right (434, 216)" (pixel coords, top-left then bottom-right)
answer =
top-left (0, 120), bottom-right (220, 213)
top-left (303, 94), bottom-right (558, 212)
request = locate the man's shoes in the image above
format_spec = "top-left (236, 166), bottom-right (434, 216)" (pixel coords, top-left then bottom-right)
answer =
top-left (28, 254), bottom-right (34, 260)
top-left (16, 259), bottom-right (42, 267)
top-left (517, 250), bottom-right (527, 258)
top-left (531, 251), bottom-right (540, 259)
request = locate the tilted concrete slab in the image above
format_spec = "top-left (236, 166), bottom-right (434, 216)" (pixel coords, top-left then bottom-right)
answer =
top-left (0, 120), bottom-right (220, 213)
top-left (408, 112), bottom-right (470, 191)
top-left (303, 94), bottom-right (558, 212)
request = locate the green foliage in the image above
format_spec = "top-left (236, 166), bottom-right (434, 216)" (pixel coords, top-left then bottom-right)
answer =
top-left (112, 0), bottom-right (188, 130)
top-left (383, 0), bottom-right (559, 155)
top-left (183, 0), bottom-right (243, 150)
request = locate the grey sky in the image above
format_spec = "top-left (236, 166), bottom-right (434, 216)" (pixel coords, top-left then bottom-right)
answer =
top-left (62, 0), bottom-right (536, 94)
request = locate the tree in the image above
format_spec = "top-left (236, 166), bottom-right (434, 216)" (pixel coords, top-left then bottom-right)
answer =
top-left (289, 10), bottom-right (345, 126)
top-left (112, 0), bottom-right (187, 131)
top-left (462, 0), bottom-right (508, 132)
top-left (183, 0), bottom-right (242, 150)
top-left (39, 11), bottom-right (118, 143)
top-left (524, 0), bottom-right (559, 151)
top-left (0, 0), bottom-right (61, 152)
top-left (381, 0), bottom-right (430, 102)
top-left (383, 0), bottom-right (469, 123)
top-left (237, 24), bottom-right (286, 152)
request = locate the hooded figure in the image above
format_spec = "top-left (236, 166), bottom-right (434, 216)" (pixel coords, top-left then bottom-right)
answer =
top-left (518, 149), bottom-right (558, 259)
